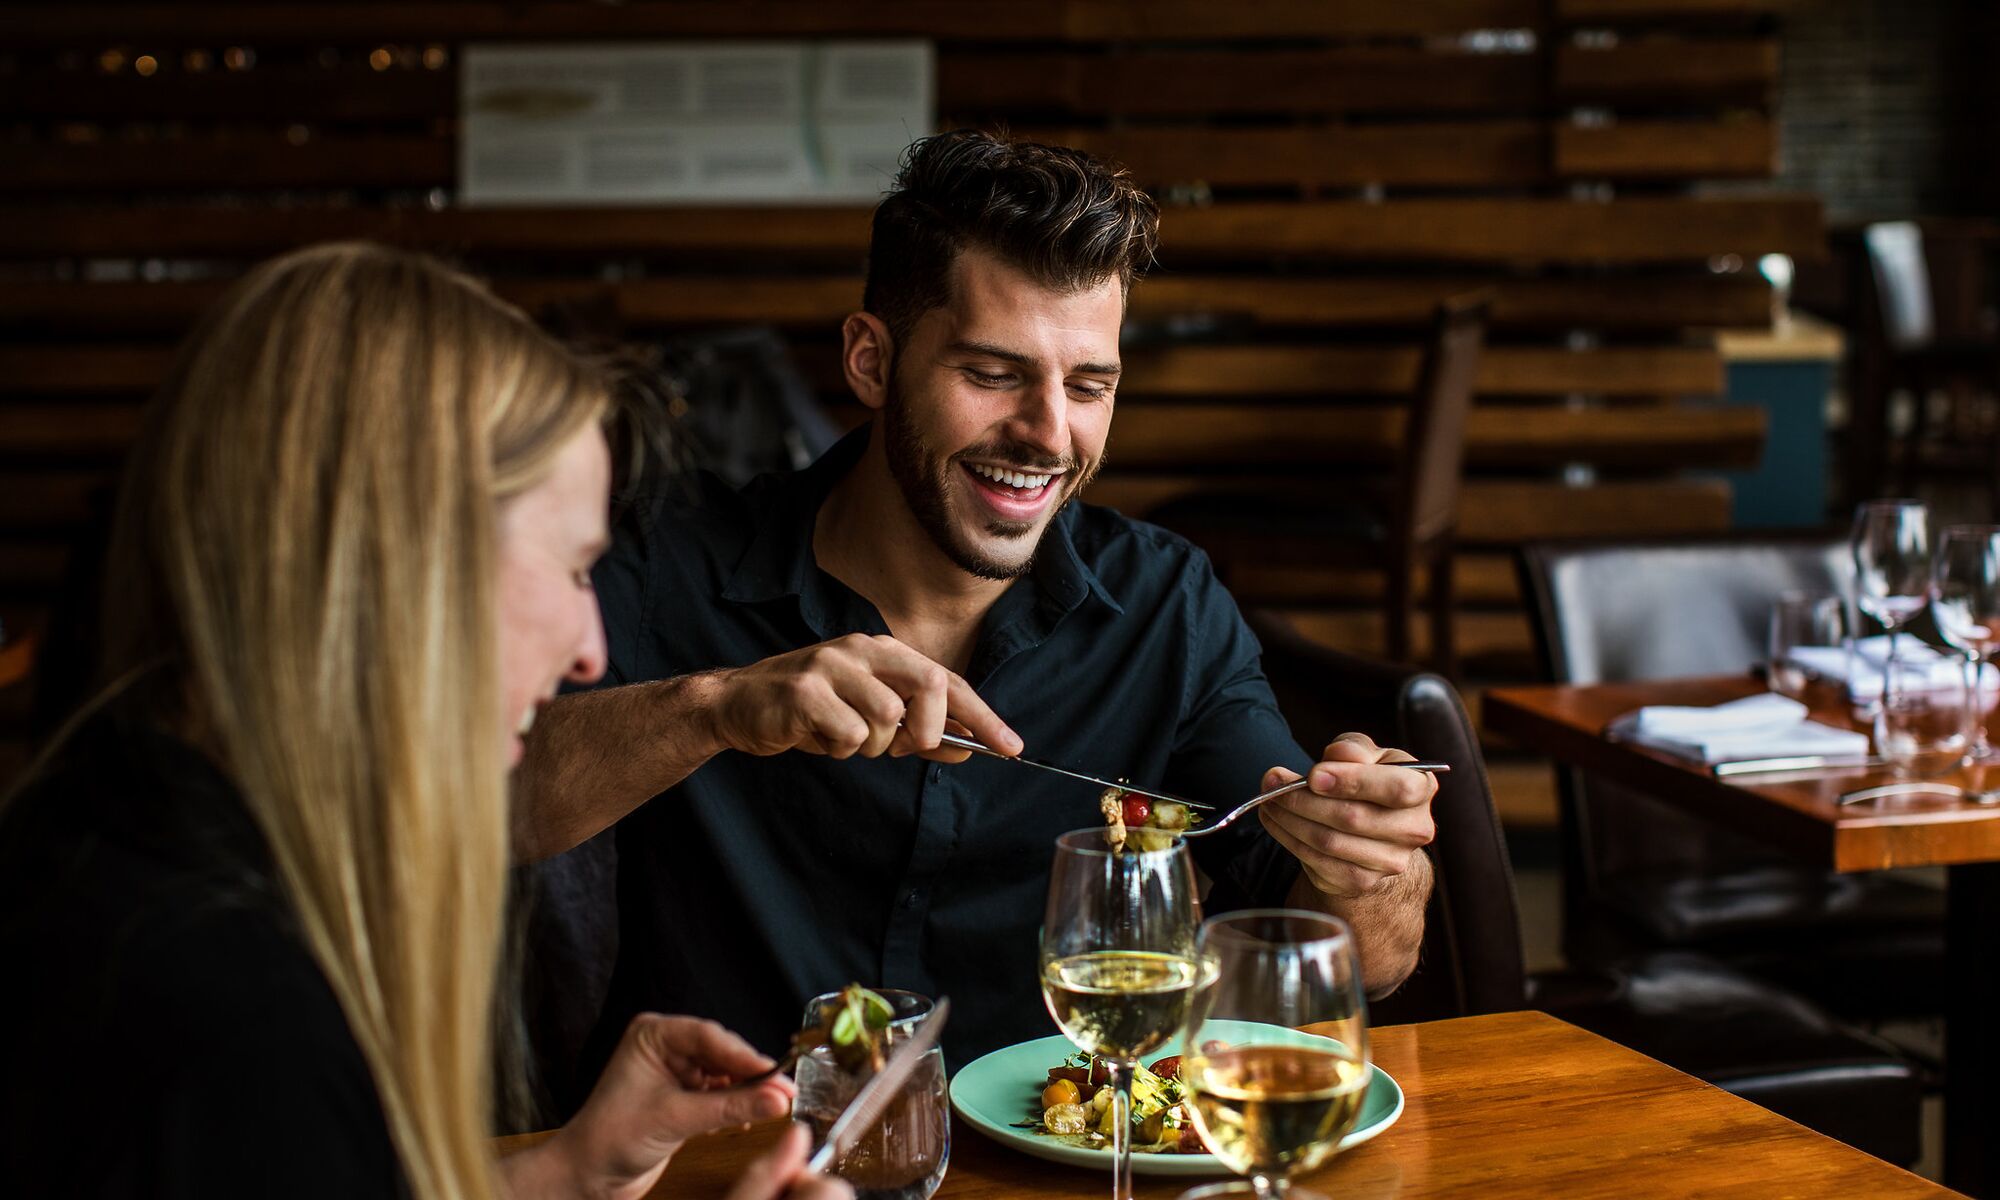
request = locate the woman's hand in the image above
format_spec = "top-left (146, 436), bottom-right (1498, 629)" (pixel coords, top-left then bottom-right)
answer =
top-left (725, 1124), bottom-right (855, 1200)
top-left (535, 1013), bottom-right (798, 1200)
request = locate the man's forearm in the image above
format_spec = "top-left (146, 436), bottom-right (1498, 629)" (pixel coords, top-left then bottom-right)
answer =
top-left (1286, 849), bottom-right (1433, 999)
top-left (513, 673), bottom-right (729, 862)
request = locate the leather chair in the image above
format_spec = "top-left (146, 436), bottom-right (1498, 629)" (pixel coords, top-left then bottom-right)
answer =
top-left (1245, 609), bottom-right (1924, 1165)
top-left (1516, 536), bottom-right (1946, 1022)
top-left (1151, 295), bottom-right (1487, 678)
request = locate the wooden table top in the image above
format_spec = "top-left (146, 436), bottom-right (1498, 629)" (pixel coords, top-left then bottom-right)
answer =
top-left (519, 1012), bottom-right (1950, 1198)
top-left (1484, 675), bottom-right (2000, 873)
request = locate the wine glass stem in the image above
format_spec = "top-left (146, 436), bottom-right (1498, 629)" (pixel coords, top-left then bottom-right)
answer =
top-left (1108, 1058), bottom-right (1135, 1200)
top-left (1971, 652), bottom-right (1993, 758)
top-left (1251, 1173), bottom-right (1285, 1200)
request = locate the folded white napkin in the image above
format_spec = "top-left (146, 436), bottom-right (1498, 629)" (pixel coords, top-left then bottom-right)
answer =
top-left (1786, 635), bottom-right (1991, 701)
top-left (1609, 693), bottom-right (1871, 765)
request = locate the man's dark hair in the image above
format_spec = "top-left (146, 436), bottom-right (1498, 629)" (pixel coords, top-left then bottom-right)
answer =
top-left (863, 129), bottom-right (1161, 347)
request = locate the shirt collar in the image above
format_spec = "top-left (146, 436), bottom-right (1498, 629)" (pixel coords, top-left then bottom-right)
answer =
top-left (718, 423), bottom-right (1124, 619)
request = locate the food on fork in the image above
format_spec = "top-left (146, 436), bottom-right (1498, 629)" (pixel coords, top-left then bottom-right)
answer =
top-left (1099, 784), bottom-right (1195, 852)
top-left (796, 983), bottom-right (895, 1073)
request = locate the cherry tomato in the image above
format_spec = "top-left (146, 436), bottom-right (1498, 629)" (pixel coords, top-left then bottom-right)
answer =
top-left (1042, 1078), bottom-right (1081, 1109)
top-left (1121, 794), bottom-right (1151, 827)
top-left (1089, 1057), bottom-right (1111, 1087)
top-left (1149, 1055), bottom-right (1181, 1081)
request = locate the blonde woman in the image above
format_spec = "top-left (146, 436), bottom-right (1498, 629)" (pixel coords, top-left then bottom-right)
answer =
top-left (0, 244), bottom-right (846, 1200)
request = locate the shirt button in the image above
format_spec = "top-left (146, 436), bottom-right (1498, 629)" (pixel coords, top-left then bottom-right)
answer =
top-left (903, 888), bottom-right (922, 909)
top-left (930, 766), bottom-right (943, 783)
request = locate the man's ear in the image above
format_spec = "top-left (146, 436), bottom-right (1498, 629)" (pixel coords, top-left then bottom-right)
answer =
top-left (842, 312), bottom-right (895, 412)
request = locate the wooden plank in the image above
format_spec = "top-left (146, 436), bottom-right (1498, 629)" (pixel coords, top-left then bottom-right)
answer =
top-left (0, 64), bottom-right (455, 123)
top-left (0, 542), bottom-right (70, 591)
top-left (0, 404), bottom-right (147, 454)
top-left (1161, 196), bottom-right (1825, 263)
top-left (0, 137), bottom-right (452, 194)
top-left (0, 122), bottom-right (1549, 196)
top-left (1034, 123), bottom-right (1546, 188)
top-left (1120, 345), bottom-right (1727, 397)
top-left (1555, 118), bottom-right (1776, 180)
top-left (944, 50), bottom-right (1540, 117)
top-left (0, 348), bottom-right (174, 395)
top-left (1086, 477), bottom-right (1735, 541)
top-left (0, 197), bottom-right (1826, 263)
top-left (1556, 0), bottom-right (1783, 21)
top-left (0, 472), bottom-right (110, 530)
top-left (0, 205), bottom-right (877, 260)
top-left (1132, 274), bottom-right (1773, 330)
top-left (1102, 402), bottom-right (1763, 468)
top-left (0, 273), bottom-right (1774, 337)
top-left (1554, 40), bottom-right (1778, 105)
top-left (5, 2), bottom-right (1541, 45)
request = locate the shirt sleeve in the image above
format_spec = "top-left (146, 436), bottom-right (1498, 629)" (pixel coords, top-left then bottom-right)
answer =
top-left (1165, 551), bottom-right (1313, 912)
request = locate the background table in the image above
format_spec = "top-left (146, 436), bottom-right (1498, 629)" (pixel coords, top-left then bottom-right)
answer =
top-left (527, 1011), bottom-right (1951, 1198)
top-left (1486, 676), bottom-right (1995, 1195)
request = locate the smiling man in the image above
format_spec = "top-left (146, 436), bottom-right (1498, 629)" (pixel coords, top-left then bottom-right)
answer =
top-left (518, 131), bottom-right (1434, 1097)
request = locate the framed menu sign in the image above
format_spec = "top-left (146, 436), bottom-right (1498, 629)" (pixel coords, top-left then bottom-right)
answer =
top-left (459, 41), bottom-right (933, 205)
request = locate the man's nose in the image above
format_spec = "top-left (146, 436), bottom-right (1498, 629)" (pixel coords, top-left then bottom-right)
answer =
top-left (1006, 375), bottom-right (1070, 460)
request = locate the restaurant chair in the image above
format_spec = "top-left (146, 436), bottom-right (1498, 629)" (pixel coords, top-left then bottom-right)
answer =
top-left (1516, 535), bottom-right (1946, 1024)
top-left (1245, 609), bottom-right (1924, 1166)
top-left (1149, 295), bottom-right (1488, 678)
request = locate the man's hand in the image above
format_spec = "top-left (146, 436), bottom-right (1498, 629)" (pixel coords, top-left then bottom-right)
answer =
top-left (1257, 733), bottom-right (1437, 900)
top-left (706, 633), bottom-right (1022, 763)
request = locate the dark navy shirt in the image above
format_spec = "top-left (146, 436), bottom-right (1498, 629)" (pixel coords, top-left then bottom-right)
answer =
top-left (582, 426), bottom-right (1311, 1074)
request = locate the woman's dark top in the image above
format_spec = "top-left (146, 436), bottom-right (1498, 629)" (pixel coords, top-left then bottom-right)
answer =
top-left (0, 717), bottom-right (407, 1197)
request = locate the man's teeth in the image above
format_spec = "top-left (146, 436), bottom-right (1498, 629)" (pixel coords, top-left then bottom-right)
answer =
top-left (969, 462), bottom-right (1054, 490)
top-left (517, 706), bottom-right (537, 737)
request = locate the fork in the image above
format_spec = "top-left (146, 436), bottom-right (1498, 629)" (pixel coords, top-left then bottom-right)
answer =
top-left (1179, 761), bottom-right (1451, 840)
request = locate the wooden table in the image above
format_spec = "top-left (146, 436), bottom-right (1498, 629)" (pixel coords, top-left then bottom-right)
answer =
top-left (1486, 675), bottom-right (1998, 1196)
top-left (537, 1012), bottom-right (1950, 1198)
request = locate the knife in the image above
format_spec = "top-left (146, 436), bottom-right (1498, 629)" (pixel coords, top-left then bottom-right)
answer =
top-left (935, 730), bottom-right (1450, 811)
top-left (806, 996), bottom-right (951, 1176)
top-left (1712, 754), bottom-right (1885, 778)
top-left (934, 731), bottom-right (1216, 811)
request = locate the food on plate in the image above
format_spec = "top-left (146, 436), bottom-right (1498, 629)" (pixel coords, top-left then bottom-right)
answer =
top-left (1013, 1051), bottom-right (1207, 1154)
top-left (1099, 784), bottom-right (1197, 852)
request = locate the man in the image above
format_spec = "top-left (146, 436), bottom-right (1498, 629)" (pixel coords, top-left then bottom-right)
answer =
top-left (520, 131), bottom-right (1434, 1089)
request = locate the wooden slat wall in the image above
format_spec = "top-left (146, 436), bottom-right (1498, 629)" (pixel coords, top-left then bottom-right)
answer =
top-left (0, 0), bottom-right (1810, 789)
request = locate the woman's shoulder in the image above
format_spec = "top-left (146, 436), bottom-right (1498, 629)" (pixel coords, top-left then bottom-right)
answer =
top-left (0, 722), bottom-right (405, 1197)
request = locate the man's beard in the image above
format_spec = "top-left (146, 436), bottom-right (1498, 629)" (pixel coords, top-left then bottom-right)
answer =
top-left (881, 375), bottom-right (1095, 582)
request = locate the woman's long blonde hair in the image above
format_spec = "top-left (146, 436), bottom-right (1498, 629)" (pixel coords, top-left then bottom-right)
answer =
top-left (98, 243), bottom-right (609, 1200)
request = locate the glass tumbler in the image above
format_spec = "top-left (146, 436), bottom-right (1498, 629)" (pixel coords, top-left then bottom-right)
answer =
top-left (794, 988), bottom-right (950, 1200)
top-left (1875, 656), bottom-right (1971, 779)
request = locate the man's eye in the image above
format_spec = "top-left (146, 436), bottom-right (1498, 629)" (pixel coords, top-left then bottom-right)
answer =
top-left (1070, 382), bottom-right (1113, 401)
top-left (966, 369), bottom-right (1014, 387)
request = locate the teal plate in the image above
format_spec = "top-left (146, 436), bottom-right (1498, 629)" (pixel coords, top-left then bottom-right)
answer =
top-left (949, 1022), bottom-right (1404, 1178)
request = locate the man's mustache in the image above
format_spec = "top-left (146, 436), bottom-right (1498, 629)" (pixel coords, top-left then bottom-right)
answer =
top-left (951, 442), bottom-right (1079, 474)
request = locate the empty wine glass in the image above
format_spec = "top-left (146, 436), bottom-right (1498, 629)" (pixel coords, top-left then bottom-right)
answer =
top-left (1875, 655), bottom-right (1971, 778)
top-left (1768, 591), bottom-right (1847, 699)
top-left (1851, 500), bottom-right (1932, 677)
top-left (1041, 830), bottom-right (1207, 1200)
top-left (1176, 910), bottom-right (1370, 1200)
top-left (1933, 525), bottom-right (2000, 760)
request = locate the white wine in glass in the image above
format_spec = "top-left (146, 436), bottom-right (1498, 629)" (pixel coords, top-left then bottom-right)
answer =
top-left (1040, 829), bottom-right (1205, 1200)
top-left (1177, 910), bottom-right (1370, 1200)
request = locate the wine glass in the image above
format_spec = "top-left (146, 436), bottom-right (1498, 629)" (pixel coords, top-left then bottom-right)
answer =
top-left (1851, 500), bottom-right (1932, 675)
top-left (1176, 910), bottom-right (1370, 1200)
top-left (1040, 829), bottom-right (1206, 1200)
top-left (1933, 524), bottom-right (2000, 760)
